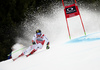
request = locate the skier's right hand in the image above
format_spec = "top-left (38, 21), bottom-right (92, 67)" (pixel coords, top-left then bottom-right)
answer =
top-left (32, 40), bottom-right (36, 45)
top-left (32, 42), bottom-right (36, 45)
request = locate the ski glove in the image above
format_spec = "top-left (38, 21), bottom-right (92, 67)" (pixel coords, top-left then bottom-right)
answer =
top-left (46, 42), bottom-right (50, 49)
top-left (46, 45), bottom-right (50, 49)
top-left (32, 42), bottom-right (36, 45)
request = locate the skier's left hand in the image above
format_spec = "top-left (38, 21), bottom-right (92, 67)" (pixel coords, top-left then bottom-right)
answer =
top-left (46, 45), bottom-right (50, 49)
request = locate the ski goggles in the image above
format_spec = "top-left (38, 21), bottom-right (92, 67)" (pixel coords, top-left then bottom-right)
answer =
top-left (36, 33), bottom-right (41, 35)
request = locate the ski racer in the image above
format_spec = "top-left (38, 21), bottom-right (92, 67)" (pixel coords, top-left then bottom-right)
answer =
top-left (13, 29), bottom-right (50, 61)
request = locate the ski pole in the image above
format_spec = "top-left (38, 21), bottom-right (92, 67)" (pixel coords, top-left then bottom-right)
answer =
top-left (7, 47), bottom-right (25, 56)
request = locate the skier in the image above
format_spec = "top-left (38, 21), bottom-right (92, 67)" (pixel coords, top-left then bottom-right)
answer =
top-left (13, 29), bottom-right (50, 61)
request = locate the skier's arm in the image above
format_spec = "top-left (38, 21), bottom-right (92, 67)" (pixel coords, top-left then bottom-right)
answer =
top-left (32, 34), bottom-right (36, 45)
top-left (44, 35), bottom-right (50, 49)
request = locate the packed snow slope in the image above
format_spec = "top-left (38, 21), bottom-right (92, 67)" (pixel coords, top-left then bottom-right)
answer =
top-left (0, 32), bottom-right (100, 70)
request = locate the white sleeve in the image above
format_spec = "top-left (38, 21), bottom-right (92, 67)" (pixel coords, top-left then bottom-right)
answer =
top-left (32, 34), bottom-right (36, 41)
top-left (44, 35), bottom-right (49, 43)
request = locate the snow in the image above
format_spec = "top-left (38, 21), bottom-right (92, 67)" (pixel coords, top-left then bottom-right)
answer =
top-left (0, 32), bottom-right (100, 70)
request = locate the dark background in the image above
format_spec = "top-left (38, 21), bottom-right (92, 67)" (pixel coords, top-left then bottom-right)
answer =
top-left (0, 0), bottom-right (100, 61)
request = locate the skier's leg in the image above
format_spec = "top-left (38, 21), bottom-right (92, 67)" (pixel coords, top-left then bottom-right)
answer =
top-left (36, 43), bottom-right (43, 49)
top-left (13, 45), bottom-right (34, 61)
top-left (23, 46), bottom-right (32, 55)
top-left (26, 45), bottom-right (37, 57)
top-left (26, 44), bottom-right (43, 57)
top-left (26, 49), bottom-right (36, 57)
top-left (17, 45), bottom-right (33, 58)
